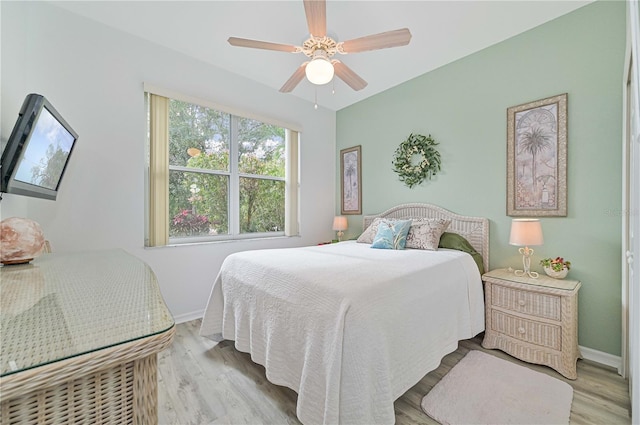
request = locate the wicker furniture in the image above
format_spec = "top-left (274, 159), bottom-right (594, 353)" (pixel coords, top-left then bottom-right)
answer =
top-left (363, 203), bottom-right (489, 272)
top-left (0, 250), bottom-right (175, 424)
top-left (482, 268), bottom-right (581, 379)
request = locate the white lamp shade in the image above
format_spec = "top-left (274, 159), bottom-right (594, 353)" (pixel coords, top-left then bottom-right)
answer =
top-left (332, 216), bottom-right (348, 231)
top-left (509, 218), bottom-right (544, 246)
top-left (305, 51), bottom-right (334, 85)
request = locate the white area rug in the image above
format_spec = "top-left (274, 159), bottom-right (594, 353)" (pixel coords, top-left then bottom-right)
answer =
top-left (421, 350), bottom-right (573, 425)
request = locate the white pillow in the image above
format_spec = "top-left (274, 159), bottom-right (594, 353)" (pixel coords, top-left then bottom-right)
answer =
top-left (405, 218), bottom-right (451, 250)
top-left (356, 217), bottom-right (383, 244)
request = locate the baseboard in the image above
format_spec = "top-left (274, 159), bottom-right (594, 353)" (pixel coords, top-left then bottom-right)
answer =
top-left (173, 309), bottom-right (205, 324)
top-left (579, 345), bottom-right (622, 372)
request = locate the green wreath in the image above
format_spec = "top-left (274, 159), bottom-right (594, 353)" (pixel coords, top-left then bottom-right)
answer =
top-left (392, 133), bottom-right (441, 188)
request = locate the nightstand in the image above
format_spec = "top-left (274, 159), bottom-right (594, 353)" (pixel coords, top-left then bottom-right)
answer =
top-left (481, 268), bottom-right (581, 379)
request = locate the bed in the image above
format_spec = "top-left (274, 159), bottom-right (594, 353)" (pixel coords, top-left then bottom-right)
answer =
top-left (200, 203), bottom-right (489, 425)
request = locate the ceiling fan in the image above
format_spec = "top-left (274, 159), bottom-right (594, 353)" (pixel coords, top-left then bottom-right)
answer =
top-left (228, 0), bottom-right (412, 93)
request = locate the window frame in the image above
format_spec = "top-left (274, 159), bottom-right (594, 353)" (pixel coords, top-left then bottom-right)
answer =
top-left (145, 84), bottom-right (299, 247)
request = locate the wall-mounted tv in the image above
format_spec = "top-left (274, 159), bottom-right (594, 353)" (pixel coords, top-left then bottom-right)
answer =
top-left (1, 94), bottom-right (78, 201)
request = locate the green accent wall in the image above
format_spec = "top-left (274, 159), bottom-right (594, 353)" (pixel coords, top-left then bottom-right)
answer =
top-left (336, 1), bottom-right (626, 356)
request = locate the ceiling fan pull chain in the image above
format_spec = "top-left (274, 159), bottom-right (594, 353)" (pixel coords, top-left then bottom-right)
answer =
top-left (332, 79), bottom-right (335, 95)
top-left (314, 88), bottom-right (318, 110)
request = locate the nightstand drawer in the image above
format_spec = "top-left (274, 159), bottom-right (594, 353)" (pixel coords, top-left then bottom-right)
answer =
top-left (491, 310), bottom-right (562, 350)
top-left (491, 284), bottom-right (561, 321)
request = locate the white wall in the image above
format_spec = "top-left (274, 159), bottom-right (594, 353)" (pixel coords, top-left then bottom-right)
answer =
top-left (0, 1), bottom-right (337, 321)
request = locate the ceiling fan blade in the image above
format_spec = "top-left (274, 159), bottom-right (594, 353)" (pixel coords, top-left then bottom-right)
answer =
top-left (228, 37), bottom-right (298, 53)
top-left (280, 63), bottom-right (308, 93)
top-left (340, 28), bottom-right (412, 54)
top-left (303, 0), bottom-right (326, 37)
top-left (332, 61), bottom-right (367, 91)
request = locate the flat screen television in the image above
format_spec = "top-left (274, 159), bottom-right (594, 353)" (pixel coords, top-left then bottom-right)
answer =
top-left (1, 94), bottom-right (78, 200)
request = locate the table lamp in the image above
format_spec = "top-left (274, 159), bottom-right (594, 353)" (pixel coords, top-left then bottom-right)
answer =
top-left (332, 216), bottom-right (348, 242)
top-left (509, 218), bottom-right (544, 278)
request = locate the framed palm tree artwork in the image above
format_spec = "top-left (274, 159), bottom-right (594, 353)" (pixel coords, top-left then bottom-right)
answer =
top-left (340, 145), bottom-right (362, 215)
top-left (507, 93), bottom-right (567, 217)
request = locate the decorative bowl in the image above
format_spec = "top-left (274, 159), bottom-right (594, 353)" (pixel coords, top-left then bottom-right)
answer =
top-left (544, 266), bottom-right (568, 279)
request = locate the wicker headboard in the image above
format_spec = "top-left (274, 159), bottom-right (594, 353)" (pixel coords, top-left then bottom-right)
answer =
top-left (363, 203), bottom-right (489, 272)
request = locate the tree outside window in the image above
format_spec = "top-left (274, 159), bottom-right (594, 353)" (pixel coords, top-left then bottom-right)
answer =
top-left (167, 100), bottom-right (286, 239)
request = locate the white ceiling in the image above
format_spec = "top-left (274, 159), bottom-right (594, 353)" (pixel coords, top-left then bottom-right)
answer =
top-left (50, 0), bottom-right (591, 111)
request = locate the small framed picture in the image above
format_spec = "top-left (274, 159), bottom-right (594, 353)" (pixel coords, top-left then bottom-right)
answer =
top-left (507, 93), bottom-right (567, 217)
top-left (340, 145), bottom-right (362, 215)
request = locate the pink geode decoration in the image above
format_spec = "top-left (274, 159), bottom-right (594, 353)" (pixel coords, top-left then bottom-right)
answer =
top-left (0, 217), bottom-right (45, 264)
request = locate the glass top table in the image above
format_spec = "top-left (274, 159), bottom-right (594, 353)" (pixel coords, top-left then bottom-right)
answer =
top-left (0, 249), bottom-right (175, 377)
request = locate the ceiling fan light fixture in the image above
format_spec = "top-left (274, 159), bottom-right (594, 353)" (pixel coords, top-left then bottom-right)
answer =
top-left (229, 0), bottom-right (412, 93)
top-left (305, 50), bottom-right (334, 85)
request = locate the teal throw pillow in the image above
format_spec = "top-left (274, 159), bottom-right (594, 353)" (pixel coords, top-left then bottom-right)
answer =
top-left (371, 219), bottom-right (412, 250)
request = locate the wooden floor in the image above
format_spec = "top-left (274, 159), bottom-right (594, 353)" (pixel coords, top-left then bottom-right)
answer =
top-left (158, 319), bottom-right (631, 424)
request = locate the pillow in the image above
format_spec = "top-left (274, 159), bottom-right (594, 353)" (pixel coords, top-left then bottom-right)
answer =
top-left (405, 218), bottom-right (451, 250)
top-left (371, 219), bottom-right (412, 250)
top-left (356, 217), bottom-right (383, 244)
top-left (438, 232), bottom-right (485, 275)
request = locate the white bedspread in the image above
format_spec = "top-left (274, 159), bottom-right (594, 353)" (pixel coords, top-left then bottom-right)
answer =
top-left (200, 241), bottom-right (484, 425)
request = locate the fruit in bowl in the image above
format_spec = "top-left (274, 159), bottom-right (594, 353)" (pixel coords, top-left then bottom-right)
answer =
top-left (540, 257), bottom-right (571, 279)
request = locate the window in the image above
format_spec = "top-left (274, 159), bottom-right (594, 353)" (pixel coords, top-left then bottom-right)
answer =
top-left (146, 90), bottom-right (299, 246)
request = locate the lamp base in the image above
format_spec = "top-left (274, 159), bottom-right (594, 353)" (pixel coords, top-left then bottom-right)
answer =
top-left (514, 246), bottom-right (539, 279)
top-left (1, 258), bottom-right (33, 266)
top-left (514, 269), bottom-right (539, 279)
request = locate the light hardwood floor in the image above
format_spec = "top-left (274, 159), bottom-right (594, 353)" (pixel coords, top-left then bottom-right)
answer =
top-left (158, 319), bottom-right (631, 424)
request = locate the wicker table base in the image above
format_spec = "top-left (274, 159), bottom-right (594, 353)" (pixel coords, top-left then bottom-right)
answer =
top-left (1, 325), bottom-right (175, 425)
